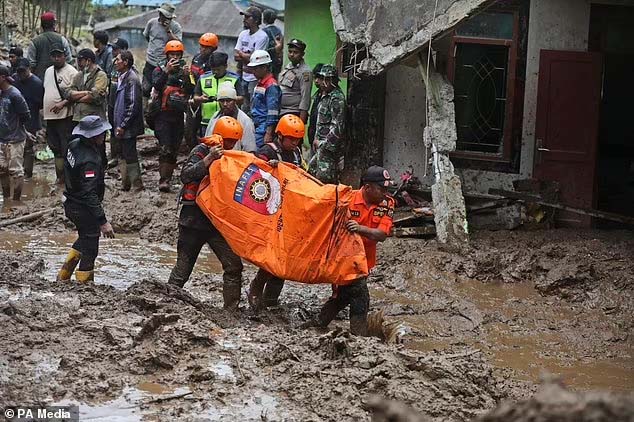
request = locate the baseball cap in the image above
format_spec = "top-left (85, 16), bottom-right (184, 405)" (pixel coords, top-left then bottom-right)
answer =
top-left (0, 65), bottom-right (15, 83)
top-left (217, 81), bottom-right (237, 100)
top-left (15, 58), bottom-right (30, 71)
top-left (41, 12), bottom-right (56, 22)
top-left (240, 6), bottom-right (262, 21)
top-left (361, 166), bottom-right (395, 187)
top-left (49, 43), bottom-right (65, 55)
top-left (208, 51), bottom-right (228, 68)
top-left (77, 48), bottom-right (96, 62)
top-left (287, 39), bottom-right (306, 51)
top-left (112, 38), bottom-right (129, 51)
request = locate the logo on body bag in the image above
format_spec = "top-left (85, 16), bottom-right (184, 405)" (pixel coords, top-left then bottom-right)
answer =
top-left (234, 164), bottom-right (281, 215)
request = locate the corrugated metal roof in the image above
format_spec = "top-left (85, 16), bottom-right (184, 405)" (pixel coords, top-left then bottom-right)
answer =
top-left (95, 0), bottom-right (244, 38)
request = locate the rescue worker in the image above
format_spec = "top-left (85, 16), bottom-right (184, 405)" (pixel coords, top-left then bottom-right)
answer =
top-left (308, 64), bottom-right (346, 184)
top-left (151, 40), bottom-right (193, 192)
top-left (191, 52), bottom-right (239, 140)
top-left (57, 116), bottom-right (115, 283)
top-left (205, 81), bottom-right (256, 153)
top-left (247, 50), bottom-right (281, 148)
top-left (106, 38), bottom-right (129, 168)
top-left (184, 32), bottom-right (219, 150)
top-left (279, 39), bottom-right (312, 122)
top-left (248, 114), bottom-right (306, 311)
top-left (167, 116), bottom-right (244, 310)
top-left (112, 51), bottom-right (144, 191)
top-left (310, 166), bottom-right (395, 335)
top-left (12, 58), bottom-right (44, 180)
top-left (26, 12), bottom-right (72, 80)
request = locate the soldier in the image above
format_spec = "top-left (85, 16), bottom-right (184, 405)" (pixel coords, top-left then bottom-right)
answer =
top-left (308, 64), bottom-right (346, 184)
top-left (278, 39), bottom-right (312, 122)
top-left (168, 117), bottom-right (244, 310)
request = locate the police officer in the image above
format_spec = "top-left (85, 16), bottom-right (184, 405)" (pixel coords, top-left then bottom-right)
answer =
top-left (248, 114), bottom-right (306, 312)
top-left (192, 52), bottom-right (239, 139)
top-left (247, 50), bottom-right (281, 148)
top-left (279, 39), bottom-right (312, 122)
top-left (168, 117), bottom-right (245, 310)
top-left (57, 116), bottom-right (115, 283)
top-left (308, 64), bottom-right (346, 184)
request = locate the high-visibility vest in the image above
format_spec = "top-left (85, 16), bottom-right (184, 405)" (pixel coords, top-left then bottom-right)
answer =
top-left (200, 72), bottom-right (239, 125)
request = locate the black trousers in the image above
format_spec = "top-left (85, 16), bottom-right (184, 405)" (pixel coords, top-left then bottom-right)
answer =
top-left (120, 137), bottom-right (139, 164)
top-left (64, 202), bottom-right (101, 271)
top-left (168, 225), bottom-right (243, 288)
top-left (46, 116), bottom-right (74, 158)
top-left (318, 278), bottom-right (370, 326)
top-left (142, 62), bottom-right (155, 97)
top-left (155, 115), bottom-right (184, 164)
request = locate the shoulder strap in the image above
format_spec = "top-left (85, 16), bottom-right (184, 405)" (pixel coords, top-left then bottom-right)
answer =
top-left (52, 68), bottom-right (64, 99)
top-left (265, 142), bottom-right (283, 161)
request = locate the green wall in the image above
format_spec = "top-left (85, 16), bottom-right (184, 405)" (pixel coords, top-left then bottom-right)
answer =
top-left (284, 0), bottom-right (347, 93)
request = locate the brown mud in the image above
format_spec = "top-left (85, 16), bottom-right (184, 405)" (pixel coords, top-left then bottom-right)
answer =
top-left (0, 140), bottom-right (633, 421)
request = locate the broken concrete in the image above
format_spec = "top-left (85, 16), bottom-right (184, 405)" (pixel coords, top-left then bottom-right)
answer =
top-left (330, 0), bottom-right (491, 76)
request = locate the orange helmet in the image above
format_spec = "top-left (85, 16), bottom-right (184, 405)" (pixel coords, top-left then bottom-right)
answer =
top-left (164, 40), bottom-right (184, 53)
top-left (275, 114), bottom-right (305, 138)
top-left (213, 116), bottom-right (243, 140)
top-left (200, 134), bottom-right (223, 147)
top-left (199, 32), bottom-right (219, 48)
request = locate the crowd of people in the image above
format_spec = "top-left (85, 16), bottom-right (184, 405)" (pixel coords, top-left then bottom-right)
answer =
top-left (0, 3), bottom-right (394, 335)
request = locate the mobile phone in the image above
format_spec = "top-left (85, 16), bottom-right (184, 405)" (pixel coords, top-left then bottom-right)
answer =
top-left (178, 59), bottom-right (186, 67)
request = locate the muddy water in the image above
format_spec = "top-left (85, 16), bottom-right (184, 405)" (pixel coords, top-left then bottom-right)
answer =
top-left (373, 277), bottom-right (634, 393)
top-left (0, 232), bottom-right (222, 289)
top-left (0, 166), bottom-right (58, 211)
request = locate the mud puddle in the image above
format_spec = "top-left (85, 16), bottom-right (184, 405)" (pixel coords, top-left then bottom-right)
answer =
top-left (372, 275), bottom-right (633, 393)
top-left (0, 231), bottom-right (222, 289)
top-left (0, 165), bottom-right (58, 212)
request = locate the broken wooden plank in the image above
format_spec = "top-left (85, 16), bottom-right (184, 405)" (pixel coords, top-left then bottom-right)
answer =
top-left (393, 226), bottom-right (436, 237)
top-left (0, 209), bottom-right (55, 228)
top-left (489, 189), bottom-right (634, 226)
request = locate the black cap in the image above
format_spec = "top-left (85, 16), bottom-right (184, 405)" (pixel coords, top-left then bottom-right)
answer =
top-left (361, 166), bottom-right (395, 187)
top-left (9, 46), bottom-right (23, 56)
top-left (287, 39), bottom-right (306, 51)
top-left (77, 48), bottom-right (96, 62)
top-left (49, 43), bottom-right (65, 55)
top-left (113, 38), bottom-right (129, 51)
top-left (240, 6), bottom-right (262, 21)
top-left (0, 65), bottom-right (11, 77)
top-left (15, 58), bottom-right (30, 71)
top-left (208, 51), bottom-right (228, 68)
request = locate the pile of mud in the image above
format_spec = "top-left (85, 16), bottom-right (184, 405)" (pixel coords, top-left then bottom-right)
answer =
top-left (1, 250), bottom-right (517, 421)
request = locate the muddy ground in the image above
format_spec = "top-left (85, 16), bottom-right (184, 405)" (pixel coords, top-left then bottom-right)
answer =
top-left (0, 140), bottom-right (632, 421)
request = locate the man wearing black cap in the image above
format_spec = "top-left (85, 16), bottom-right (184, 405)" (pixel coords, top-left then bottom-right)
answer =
top-left (106, 38), bottom-right (129, 168)
top-left (57, 115), bottom-right (114, 283)
top-left (191, 52), bottom-right (240, 141)
top-left (67, 48), bottom-right (108, 124)
top-left (234, 6), bottom-right (269, 112)
top-left (43, 45), bottom-right (78, 185)
top-left (12, 58), bottom-right (44, 179)
top-left (8, 46), bottom-right (23, 75)
top-left (309, 165), bottom-right (395, 336)
top-left (279, 39), bottom-right (312, 123)
top-left (0, 65), bottom-right (30, 201)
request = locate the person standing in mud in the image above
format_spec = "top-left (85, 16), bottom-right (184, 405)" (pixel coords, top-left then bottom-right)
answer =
top-left (306, 166), bottom-right (395, 336)
top-left (167, 116), bottom-right (244, 310)
top-left (57, 116), bottom-right (115, 283)
top-left (248, 114), bottom-right (306, 311)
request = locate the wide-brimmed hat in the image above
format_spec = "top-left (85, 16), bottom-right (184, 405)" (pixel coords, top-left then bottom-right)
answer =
top-left (72, 116), bottom-right (112, 138)
top-left (158, 2), bottom-right (176, 19)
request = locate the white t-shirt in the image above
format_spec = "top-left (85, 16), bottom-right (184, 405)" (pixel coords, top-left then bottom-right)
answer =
top-left (205, 109), bottom-right (257, 153)
top-left (234, 28), bottom-right (269, 82)
top-left (43, 63), bottom-right (78, 120)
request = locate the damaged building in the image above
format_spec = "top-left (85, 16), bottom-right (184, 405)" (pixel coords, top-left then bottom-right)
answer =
top-left (286, 0), bottom-right (634, 230)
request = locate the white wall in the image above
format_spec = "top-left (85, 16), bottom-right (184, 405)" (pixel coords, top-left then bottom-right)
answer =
top-left (382, 64), bottom-right (430, 182)
top-left (519, 0), bottom-right (592, 177)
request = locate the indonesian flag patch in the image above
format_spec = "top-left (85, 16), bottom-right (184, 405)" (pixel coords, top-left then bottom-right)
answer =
top-left (84, 170), bottom-right (96, 178)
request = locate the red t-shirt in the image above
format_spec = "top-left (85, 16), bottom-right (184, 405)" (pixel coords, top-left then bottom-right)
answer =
top-left (348, 189), bottom-right (395, 270)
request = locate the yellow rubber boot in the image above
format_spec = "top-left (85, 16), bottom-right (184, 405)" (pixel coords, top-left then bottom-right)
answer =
top-left (56, 248), bottom-right (81, 281)
top-left (75, 270), bottom-right (94, 283)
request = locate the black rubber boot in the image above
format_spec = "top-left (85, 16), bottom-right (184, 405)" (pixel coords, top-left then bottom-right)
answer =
top-left (262, 277), bottom-right (285, 308)
top-left (127, 162), bottom-right (144, 192)
top-left (1, 175), bottom-right (10, 199)
top-left (12, 177), bottom-right (23, 201)
top-left (222, 281), bottom-right (242, 311)
top-left (119, 161), bottom-right (130, 191)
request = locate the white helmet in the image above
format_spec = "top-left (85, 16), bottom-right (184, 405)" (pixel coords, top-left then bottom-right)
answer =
top-left (247, 50), bottom-right (272, 67)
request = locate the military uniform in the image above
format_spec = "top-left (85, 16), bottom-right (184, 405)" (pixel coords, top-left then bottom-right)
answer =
top-left (308, 86), bottom-right (346, 184)
top-left (279, 60), bottom-right (312, 116)
top-left (168, 143), bottom-right (244, 309)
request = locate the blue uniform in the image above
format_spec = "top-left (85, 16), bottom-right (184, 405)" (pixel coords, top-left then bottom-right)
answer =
top-left (251, 73), bottom-right (281, 148)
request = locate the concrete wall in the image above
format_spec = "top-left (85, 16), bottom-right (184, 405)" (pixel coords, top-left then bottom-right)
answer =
top-left (519, 0), bottom-right (592, 177)
top-left (382, 64), bottom-right (431, 182)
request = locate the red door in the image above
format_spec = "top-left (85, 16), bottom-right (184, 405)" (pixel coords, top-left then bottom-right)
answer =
top-left (534, 50), bottom-right (603, 226)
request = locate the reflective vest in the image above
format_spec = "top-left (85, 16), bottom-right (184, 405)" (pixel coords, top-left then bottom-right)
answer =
top-left (200, 72), bottom-right (239, 125)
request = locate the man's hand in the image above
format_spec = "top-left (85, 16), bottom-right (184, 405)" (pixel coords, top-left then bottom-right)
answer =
top-left (203, 145), bottom-right (223, 166)
top-left (182, 64), bottom-right (191, 75)
top-left (274, 35), bottom-right (284, 54)
top-left (115, 127), bottom-right (124, 138)
top-left (312, 139), bottom-right (320, 151)
top-left (347, 220), bottom-right (361, 233)
top-left (268, 159), bottom-right (279, 168)
top-left (100, 222), bottom-right (115, 238)
top-left (166, 58), bottom-right (179, 73)
top-left (50, 100), bottom-right (68, 114)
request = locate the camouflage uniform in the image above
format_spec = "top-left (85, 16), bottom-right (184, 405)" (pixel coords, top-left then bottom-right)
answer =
top-left (309, 84), bottom-right (346, 184)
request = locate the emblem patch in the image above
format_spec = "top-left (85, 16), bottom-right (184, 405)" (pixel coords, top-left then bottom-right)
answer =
top-left (234, 164), bottom-right (282, 215)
